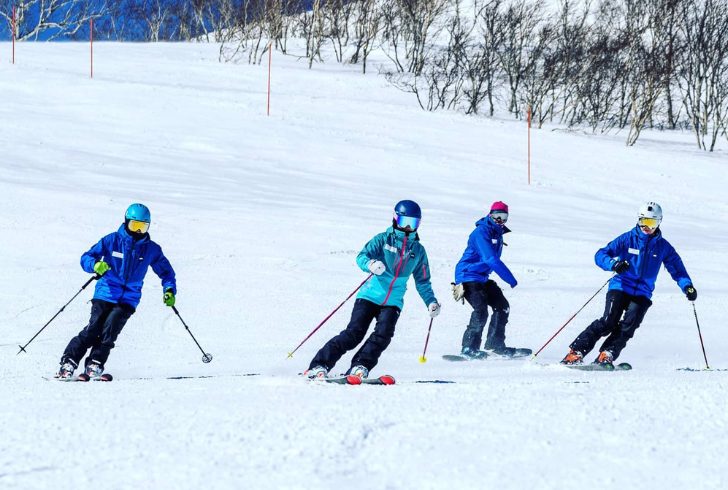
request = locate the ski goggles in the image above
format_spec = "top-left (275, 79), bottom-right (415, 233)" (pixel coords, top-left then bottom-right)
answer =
top-left (638, 217), bottom-right (660, 229)
top-left (127, 219), bottom-right (150, 234)
top-left (394, 214), bottom-right (421, 230)
top-left (490, 211), bottom-right (509, 224)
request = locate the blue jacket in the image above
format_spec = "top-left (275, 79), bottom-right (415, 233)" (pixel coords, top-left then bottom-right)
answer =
top-left (80, 225), bottom-right (177, 308)
top-left (595, 226), bottom-right (692, 299)
top-left (355, 227), bottom-right (437, 310)
top-left (454, 217), bottom-right (517, 287)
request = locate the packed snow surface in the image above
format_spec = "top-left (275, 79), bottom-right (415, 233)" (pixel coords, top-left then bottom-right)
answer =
top-left (1, 42), bottom-right (726, 489)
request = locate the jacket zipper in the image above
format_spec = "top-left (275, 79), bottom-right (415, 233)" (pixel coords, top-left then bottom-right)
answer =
top-left (382, 234), bottom-right (408, 306)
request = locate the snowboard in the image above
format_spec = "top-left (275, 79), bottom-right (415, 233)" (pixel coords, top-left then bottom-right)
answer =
top-left (565, 362), bottom-right (632, 371)
top-left (442, 348), bottom-right (532, 362)
top-left (324, 374), bottom-right (396, 385)
top-left (50, 373), bottom-right (113, 382)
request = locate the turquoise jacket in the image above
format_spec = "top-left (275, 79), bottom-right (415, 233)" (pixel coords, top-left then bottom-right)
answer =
top-left (355, 227), bottom-right (437, 310)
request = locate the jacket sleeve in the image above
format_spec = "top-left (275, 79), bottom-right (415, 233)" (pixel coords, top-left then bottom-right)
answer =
top-left (356, 233), bottom-right (385, 273)
top-left (472, 230), bottom-right (517, 287)
top-left (80, 234), bottom-right (112, 273)
top-left (413, 247), bottom-right (437, 306)
top-left (151, 246), bottom-right (177, 294)
top-left (662, 243), bottom-right (693, 291)
top-left (594, 234), bottom-right (625, 271)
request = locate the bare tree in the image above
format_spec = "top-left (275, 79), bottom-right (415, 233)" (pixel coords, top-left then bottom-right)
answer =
top-left (1, 0), bottom-right (107, 41)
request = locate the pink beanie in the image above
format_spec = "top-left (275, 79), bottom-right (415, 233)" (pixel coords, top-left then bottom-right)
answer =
top-left (490, 201), bottom-right (509, 213)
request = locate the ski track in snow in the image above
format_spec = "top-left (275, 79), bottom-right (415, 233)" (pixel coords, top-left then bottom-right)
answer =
top-left (1, 42), bottom-right (727, 489)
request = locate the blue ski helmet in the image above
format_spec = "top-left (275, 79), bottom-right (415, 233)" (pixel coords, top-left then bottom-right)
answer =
top-left (393, 200), bottom-right (422, 230)
top-left (125, 203), bottom-right (151, 223)
top-left (394, 200), bottom-right (422, 219)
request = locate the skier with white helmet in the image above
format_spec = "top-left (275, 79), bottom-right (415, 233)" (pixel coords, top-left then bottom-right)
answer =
top-left (305, 200), bottom-right (440, 380)
top-left (56, 204), bottom-right (177, 379)
top-left (561, 202), bottom-right (696, 366)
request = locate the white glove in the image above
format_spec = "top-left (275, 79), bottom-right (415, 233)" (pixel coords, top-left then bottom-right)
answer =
top-left (367, 260), bottom-right (386, 276)
top-left (428, 302), bottom-right (441, 318)
top-left (451, 283), bottom-right (465, 302)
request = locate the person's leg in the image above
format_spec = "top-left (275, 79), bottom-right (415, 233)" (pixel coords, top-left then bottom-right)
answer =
top-left (461, 282), bottom-right (489, 352)
top-left (350, 306), bottom-right (401, 371)
top-left (86, 303), bottom-right (135, 369)
top-left (598, 295), bottom-right (652, 360)
top-left (483, 281), bottom-right (509, 350)
top-left (569, 290), bottom-right (629, 356)
top-left (61, 300), bottom-right (113, 366)
top-left (308, 299), bottom-right (378, 371)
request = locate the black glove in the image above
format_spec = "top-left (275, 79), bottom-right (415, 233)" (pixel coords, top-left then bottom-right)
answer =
top-left (684, 285), bottom-right (697, 302)
top-left (611, 260), bottom-right (629, 274)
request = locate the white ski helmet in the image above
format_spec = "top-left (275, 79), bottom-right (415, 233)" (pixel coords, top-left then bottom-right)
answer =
top-left (638, 202), bottom-right (663, 226)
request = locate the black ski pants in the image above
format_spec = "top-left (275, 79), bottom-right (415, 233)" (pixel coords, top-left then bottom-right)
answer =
top-left (309, 298), bottom-right (401, 372)
top-left (461, 280), bottom-right (510, 351)
top-left (62, 299), bottom-right (135, 368)
top-left (570, 289), bottom-right (652, 360)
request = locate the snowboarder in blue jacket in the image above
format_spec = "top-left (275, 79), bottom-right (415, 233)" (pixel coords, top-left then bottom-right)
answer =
top-left (305, 200), bottom-right (440, 380)
top-left (562, 202), bottom-right (696, 366)
top-left (452, 201), bottom-right (530, 359)
top-left (56, 204), bottom-right (177, 379)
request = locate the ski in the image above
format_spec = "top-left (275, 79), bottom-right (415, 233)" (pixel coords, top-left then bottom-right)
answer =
top-left (322, 374), bottom-right (395, 385)
top-left (565, 362), bottom-right (632, 371)
top-left (442, 349), bottom-right (531, 362)
top-left (77, 373), bottom-right (114, 382)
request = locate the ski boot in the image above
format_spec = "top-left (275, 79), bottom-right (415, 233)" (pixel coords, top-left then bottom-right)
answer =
top-left (304, 365), bottom-right (328, 380)
top-left (84, 361), bottom-right (104, 380)
top-left (560, 349), bottom-right (584, 365)
top-left (347, 365), bottom-right (369, 379)
top-left (56, 359), bottom-right (77, 379)
top-left (594, 350), bottom-right (614, 367)
top-left (461, 347), bottom-right (488, 360)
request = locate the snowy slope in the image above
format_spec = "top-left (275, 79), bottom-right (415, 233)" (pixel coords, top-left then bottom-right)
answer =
top-left (1, 42), bottom-right (727, 490)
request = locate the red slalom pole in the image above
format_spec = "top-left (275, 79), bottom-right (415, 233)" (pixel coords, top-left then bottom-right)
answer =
top-left (531, 276), bottom-right (612, 359)
top-left (90, 18), bottom-right (94, 78)
top-left (527, 105), bottom-right (532, 185)
top-left (286, 273), bottom-right (373, 359)
top-left (267, 41), bottom-right (272, 116)
top-left (12, 5), bottom-right (16, 64)
top-left (419, 318), bottom-right (434, 363)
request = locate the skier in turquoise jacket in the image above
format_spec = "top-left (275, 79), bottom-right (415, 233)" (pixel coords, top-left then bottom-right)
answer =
top-left (56, 204), bottom-right (177, 380)
top-left (305, 200), bottom-right (440, 380)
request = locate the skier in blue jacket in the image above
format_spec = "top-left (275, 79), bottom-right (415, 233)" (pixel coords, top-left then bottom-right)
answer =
top-left (452, 201), bottom-right (530, 359)
top-left (305, 200), bottom-right (440, 380)
top-left (56, 204), bottom-right (177, 379)
top-left (562, 202), bottom-right (696, 366)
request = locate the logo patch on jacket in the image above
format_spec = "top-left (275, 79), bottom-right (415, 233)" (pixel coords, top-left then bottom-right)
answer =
top-left (492, 239), bottom-right (498, 244)
top-left (628, 248), bottom-right (640, 255)
top-left (384, 244), bottom-right (398, 254)
top-left (112, 251), bottom-right (124, 259)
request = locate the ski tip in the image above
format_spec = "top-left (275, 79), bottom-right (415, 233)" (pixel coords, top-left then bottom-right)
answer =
top-left (100, 373), bottom-right (113, 381)
top-left (77, 373), bottom-right (90, 382)
top-left (378, 375), bottom-right (396, 385)
top-left (345, 375), bottom-right (362, 385)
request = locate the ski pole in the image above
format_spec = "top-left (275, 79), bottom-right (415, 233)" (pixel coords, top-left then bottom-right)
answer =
top-left (171, 306), bottom-right (213, 363)
top-left (17, 275), bottom-right (99, 355)
top-left (691, 303), bottom-right (710, 370)
top-left (419, 318), bottom-right (434, 363)
top-left (287, 273), bottom-right (373, 359)
top-left (531, 276), bottom-right (612, 359)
